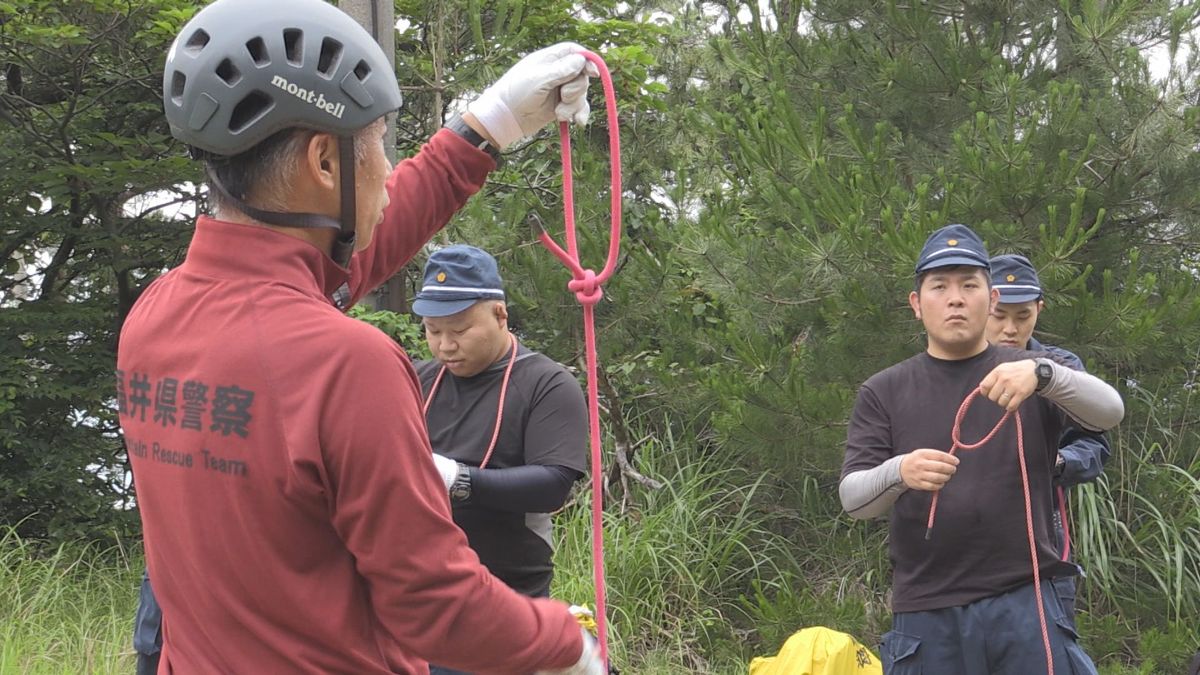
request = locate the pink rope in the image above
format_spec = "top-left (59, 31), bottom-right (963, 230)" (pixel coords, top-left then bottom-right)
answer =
top-left (538, 49), bottom-right (621, 667)
top-left (1057, 485), bottom-right (1071, 561)
top-left (422, 332), bottom-right (518, 469)
top-left (925, 388), bottom-right (1054, 675)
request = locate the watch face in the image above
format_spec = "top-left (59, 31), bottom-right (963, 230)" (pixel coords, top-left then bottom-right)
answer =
top-left (1036, 362), bottom-right (1052, 389)
top-left (450, 468), bottom-right (471, 501)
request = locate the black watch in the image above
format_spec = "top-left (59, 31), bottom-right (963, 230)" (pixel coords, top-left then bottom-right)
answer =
top-left (1034, 359), bottom-right (1054, 392)
top-left (445, 114), bottom-right (501, 162)
top-left (449, 464), bottom-right (473, 503)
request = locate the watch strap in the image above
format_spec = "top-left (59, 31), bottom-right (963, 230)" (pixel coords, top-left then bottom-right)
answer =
top-left (445, 114), bottom-right (501, 162)
top-left (449, 464), bottom-right (473, 503)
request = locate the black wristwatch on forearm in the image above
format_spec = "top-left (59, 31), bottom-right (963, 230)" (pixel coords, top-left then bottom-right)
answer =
top-left (1034, 358), bottom-right (1054, 393)
top-left (449, 464), bottom-right (473, 503)
top-left (444, 114), bottom-right (501, 162)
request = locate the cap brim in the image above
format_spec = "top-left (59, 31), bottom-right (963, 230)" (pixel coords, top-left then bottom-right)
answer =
top-left (996, 290), bottom-right (1042, 304)
top-left (916, 255), bottom-right (989, 274)
top-left (411, 297), bottom-right (480, 318)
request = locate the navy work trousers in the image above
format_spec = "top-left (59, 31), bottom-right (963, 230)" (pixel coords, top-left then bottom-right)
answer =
top-left (881, 578), bottom-right (1097, 675)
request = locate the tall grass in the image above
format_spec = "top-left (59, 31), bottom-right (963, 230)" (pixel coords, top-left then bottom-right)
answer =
top-left (551, 425), bottom-right (894, 673)
top-left (553, 428), bottom-right (800, 673)
top-left (1070, 381), bottom-right (1200, 672)
top-left (1075, 463), bottom-right (1200, 622)
top-left (0, 529), bottom-right (139, 674)
top-left (2, 391), bottom-right (1195, 673)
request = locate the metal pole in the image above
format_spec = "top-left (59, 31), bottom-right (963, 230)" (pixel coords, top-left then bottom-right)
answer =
top-left (340, 0), bottom-right (408, 313)
top-left (339, 0), bottom-right (396, 165)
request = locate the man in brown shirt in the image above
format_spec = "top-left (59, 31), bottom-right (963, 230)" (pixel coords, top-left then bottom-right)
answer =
top-left (839, 224), bottom-right (1123, 674)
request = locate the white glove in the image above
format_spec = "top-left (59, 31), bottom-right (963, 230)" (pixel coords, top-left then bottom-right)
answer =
top-left (467, 42), bottom-right (600, 149)
top-left (534, 627), bottom-right (605, 675)
top-left (431, 453), bottom-right (458, 492)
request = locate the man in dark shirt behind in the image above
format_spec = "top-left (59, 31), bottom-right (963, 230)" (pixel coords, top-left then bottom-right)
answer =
top-left (838, 224), bottom-right (1124, 674)
top-left (413, 245), bottom-right (590, 675)
top-left (986, 252), bottom-right (1111, 627)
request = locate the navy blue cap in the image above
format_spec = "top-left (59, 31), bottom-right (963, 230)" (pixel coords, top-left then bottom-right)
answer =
top-left (412, 245), bottom-right (505, 318)
top-left (914, 224), bottom-right (990, 275)
top-left (990, 254), bottom-right (1042, 303)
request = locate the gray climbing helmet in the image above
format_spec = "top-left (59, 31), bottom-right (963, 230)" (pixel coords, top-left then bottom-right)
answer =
top-left (163, 0), bottom-right (402, 156)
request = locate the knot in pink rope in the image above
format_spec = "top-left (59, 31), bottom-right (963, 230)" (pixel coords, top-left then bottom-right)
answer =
top-left (568, 269), bottom-right (604, 305)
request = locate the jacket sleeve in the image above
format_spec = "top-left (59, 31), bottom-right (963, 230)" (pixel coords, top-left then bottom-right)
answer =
top-left (319, 327), bottom-right (581, 673)
top-left (1037, 345), bottom-right (1113, 486)
top-left (133, 569), bottom-right (163, 655)
top-left (1055, 429), bottom-right (1111, 487)
top-left (346, 130), bottom-right (495, 306)
top-left (468, 464), bottom-right (581, 513)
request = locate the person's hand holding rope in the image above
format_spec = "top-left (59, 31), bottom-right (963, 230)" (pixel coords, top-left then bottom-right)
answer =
top-left (979, 359), bottom-right (1039, 412)
top-left (900, 449), bottom-right (959, 492)
top-left (533, 627), bottom-right (607, 675)
top-left (467, 42), bottom-right (599, 150)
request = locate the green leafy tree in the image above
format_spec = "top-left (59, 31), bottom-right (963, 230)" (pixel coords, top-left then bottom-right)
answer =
top-left (384, 1), bottom-right (704, 452)
top-left (1, 0), bottom-right (203, 542)
top-left (676, 0), bottom-right (1200, 661)
top-left (0, 0), bottom-right (679, 540)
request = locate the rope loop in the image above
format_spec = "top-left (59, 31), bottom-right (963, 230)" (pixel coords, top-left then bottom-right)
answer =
top-left (925, 386), bottom-right (1054, 675)
top-left (950, 387), bottom-right (1012, 450)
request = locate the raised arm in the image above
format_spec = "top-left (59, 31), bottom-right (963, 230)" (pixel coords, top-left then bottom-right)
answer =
top-left (347, 41), bottom-right (599, 305)
top-left (1038, 360), bottom-right (1124, 432)
top-left (347, 130), bottom-right (494, 304)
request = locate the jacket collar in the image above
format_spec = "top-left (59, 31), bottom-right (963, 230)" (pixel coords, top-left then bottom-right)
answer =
top-left (182, 216), bottom-right (350, 302)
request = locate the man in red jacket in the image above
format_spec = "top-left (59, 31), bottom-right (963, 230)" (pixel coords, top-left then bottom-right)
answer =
top-left (118, 0), bottom-right (603, 672)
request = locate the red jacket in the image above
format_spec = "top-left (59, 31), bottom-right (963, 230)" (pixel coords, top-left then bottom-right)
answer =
top-left (118, 130), bottom-right (583, 673)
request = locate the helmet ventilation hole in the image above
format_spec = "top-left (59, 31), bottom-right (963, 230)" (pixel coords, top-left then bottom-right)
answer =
top-left (229, 91), bottom-right (273, 133)
top-left (283, 28), bottom-right (303, 66)
top-left (317, 38), bottom-right (343, 77)
top-left (215, 58), bottom-right (241, 86)
top-left (184, 29), bottom-right (210, 54)
top-left (170, 71), bottom-right (187, 105)
top-left (245, 37), bottom-right (268, 66)
top-left (353, 59), bottom-right (370, 81)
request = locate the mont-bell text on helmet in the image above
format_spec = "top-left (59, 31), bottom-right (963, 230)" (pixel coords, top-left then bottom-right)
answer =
top-left (270, 75), bottom-right (345, 119)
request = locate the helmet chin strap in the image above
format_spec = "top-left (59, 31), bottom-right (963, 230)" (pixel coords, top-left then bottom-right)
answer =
top-left (204, 135), bottom-right (358, 268)
top-left (331, 135), bottom-right (357, 268)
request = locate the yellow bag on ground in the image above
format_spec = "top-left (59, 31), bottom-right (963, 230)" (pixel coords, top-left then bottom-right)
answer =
top-left (749, 627), bottom-right (882, 675)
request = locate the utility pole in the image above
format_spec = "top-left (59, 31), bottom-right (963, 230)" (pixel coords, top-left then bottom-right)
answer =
top-left (340, 0), bottom-right (410, 313)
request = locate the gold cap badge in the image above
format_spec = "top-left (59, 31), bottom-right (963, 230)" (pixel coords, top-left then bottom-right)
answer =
top-left (436, 272), bottom-right (447, 283)
top-left (1006, 274), bottom-right (1016, 282)
top-left (948, 239), bottom-right (958, 246)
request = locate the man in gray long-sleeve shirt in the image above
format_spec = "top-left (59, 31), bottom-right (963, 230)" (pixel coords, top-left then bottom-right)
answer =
top-left (838, 224), bottom-right (1123, 675)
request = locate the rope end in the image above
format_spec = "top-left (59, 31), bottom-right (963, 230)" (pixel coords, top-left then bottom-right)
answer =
top-left (924, 528), bottom-right (932, 541)
top-left (526, 211), bottom-right (549, 235)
